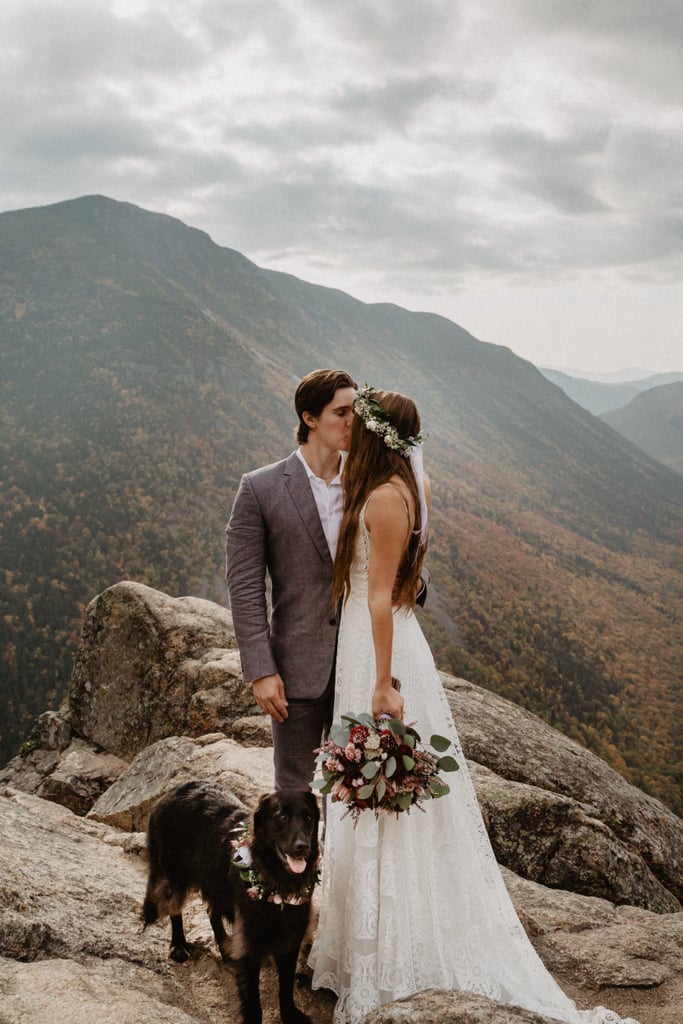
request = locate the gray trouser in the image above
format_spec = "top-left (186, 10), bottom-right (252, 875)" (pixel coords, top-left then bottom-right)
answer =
top-left (271, 669), bottom-right (335, 791)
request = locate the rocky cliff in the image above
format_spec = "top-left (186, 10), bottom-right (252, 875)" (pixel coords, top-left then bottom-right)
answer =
top-left (1, 581), bottom-right (681, 1024)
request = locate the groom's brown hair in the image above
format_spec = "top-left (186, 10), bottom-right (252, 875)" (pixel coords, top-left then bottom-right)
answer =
top-left (295, 368), bottom-right (356, 444)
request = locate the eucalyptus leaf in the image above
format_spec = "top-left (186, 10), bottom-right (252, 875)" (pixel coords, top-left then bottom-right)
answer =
top-left (358, 783), bottom-right (376, 800)
top-left (430, 733), bottom-right (452, 752)
top-left (361, 760), bottom-right (380, 779)
top-left (437, 755), bottom-right (459, 772)
top-left (310, 778), bottom-right (327, 790)
top-left (376, 779), bottom-right (387, 802)
top-left (395, 793), bottom-right (412, 809)
top-left (385, 755), bottom-right (397, 777)
top-left (402, 754), bottom-right (416, 771)
top-left (403, 733), bottom-right (416, 749)
top-left (356, 712), bottom-right (375, 726)
top-left (329, 725), bottom-right (351, 746)
top-left (388, 718), bottom-right (405, 736)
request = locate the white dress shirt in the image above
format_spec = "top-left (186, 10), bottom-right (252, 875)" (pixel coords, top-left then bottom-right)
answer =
top-left (296, 448), bottom-right (345, 558)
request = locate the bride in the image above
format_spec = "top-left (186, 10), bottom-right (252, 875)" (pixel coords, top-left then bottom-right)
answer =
top-left (309, 385), bottom-right (639, 1024)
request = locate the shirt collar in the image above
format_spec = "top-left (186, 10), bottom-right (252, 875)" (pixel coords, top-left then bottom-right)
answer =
top-left (296, 447), bottom-right (346, 482)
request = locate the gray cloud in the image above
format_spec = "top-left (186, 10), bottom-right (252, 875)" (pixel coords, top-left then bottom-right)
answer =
top-left (507, 0), bottom-right (683, 104)
top-left (0, 0), bottom-right (680, 370)
top-left (608, 126), bottom-right (683, 208)
top-left (317, 0), bottom-right (462, 65)
top-left (511, 0), bottom-right (683, 45)
top-left (8, 106), bottom-right (160, 164)
top-left (6, 1), bottom-right (205, 86)
top-left (332, 74), bottom-right (449, 132)
top-left (488, 125), bottom-right (613, 214)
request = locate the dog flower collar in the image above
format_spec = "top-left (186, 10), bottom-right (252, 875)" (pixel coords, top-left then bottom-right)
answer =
top-left (231, 826), bottom-right (318, 907)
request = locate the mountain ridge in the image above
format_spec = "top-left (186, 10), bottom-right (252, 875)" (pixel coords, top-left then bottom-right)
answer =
top-left (601, 381), bottom-right (683, 477)
top-left (1, 195), bottom-right (682, 810)
top-left (539, 366), bottom-right (683, 416)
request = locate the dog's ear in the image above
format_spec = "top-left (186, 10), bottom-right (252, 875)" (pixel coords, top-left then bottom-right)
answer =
top-left (305, 791), bottom-right (320, 820)
top-left (253, 792), bottom-right (273, 828)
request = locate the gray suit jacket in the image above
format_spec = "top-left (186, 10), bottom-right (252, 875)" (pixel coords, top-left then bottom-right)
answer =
top-left (226, 452), bottom-right (339, 700)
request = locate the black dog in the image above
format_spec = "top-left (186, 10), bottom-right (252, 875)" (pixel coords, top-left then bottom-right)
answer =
top-left (142, 780), bottom-right (320, 1024)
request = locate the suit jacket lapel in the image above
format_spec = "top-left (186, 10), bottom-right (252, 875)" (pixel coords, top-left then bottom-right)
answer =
top-left (284, 453), bottom-right (334, 569)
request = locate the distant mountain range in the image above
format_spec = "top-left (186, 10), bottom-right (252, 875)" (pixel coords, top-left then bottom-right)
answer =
top-left (601, 382), bottom-right (683, 477)
top-left (540, 368), bottom-right (683, 476)
top-left (539, 367), bottom-right (683, 416)
top-left (544, 365), bottom-right (657, 383)
top-left (2, 195), bottom-right (682, 812)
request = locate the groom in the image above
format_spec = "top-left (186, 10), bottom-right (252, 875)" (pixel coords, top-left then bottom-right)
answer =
top-left (226, 368), bottom-right (357, 791)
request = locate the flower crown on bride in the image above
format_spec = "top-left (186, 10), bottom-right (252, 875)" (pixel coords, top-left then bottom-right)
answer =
top-left (353, 385), bottom-right (425, 455)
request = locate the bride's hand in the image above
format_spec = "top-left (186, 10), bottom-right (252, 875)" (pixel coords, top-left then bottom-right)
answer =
top-left (372, 683), bottom-right (404, 721)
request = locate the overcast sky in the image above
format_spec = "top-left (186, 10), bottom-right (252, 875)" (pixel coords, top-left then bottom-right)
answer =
top-left (2, 0), bottom-right (682, 374)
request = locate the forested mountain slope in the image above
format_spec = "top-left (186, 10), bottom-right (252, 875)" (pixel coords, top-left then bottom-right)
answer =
top-left (1, 195), bottom-right (682, 810)
top-left (601, 382), bottom-right (683, 476)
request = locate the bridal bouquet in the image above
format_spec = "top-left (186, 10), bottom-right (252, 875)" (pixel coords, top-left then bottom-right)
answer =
top-left (312, 712), bottom-right (458, 824)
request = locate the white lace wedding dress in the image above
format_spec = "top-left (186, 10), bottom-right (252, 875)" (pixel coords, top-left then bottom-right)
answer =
top-left (309, 508), bottom-right (639, 1024)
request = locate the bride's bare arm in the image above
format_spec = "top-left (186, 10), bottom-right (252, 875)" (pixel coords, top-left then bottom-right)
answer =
top-left (365, 483), bottom-right (411, 720)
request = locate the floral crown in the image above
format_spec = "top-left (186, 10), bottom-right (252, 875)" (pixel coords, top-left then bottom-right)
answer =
top-left (353, 385), bottom-right (424, 455)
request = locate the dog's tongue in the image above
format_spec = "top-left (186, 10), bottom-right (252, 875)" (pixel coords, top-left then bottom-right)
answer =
top-left (286, 854), bottom-right (307, 874)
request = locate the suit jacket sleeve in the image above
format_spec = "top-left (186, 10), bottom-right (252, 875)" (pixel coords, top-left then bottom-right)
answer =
top-left (226, 473), bottom-right (279, 684)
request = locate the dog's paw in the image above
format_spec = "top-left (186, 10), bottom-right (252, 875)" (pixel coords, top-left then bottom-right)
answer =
top-left (169, 944), bottom-right (190, 963)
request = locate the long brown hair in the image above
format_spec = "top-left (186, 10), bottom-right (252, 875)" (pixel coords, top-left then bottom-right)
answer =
top-left (333, 390), bottom-right (426, 607)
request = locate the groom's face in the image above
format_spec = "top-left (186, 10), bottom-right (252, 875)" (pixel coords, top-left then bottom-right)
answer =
top-left (309, 386), bottom-right (355, 453)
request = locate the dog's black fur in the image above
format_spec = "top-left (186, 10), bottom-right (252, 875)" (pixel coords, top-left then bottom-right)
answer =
top-left (142, 780), bottom-right (320, 1024)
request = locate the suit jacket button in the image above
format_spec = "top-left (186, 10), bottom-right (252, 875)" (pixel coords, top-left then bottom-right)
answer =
top-left (329, 617), bottom-right (337, 626)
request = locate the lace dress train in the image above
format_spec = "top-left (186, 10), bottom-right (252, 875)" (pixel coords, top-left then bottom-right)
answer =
top-left (309, 510), bottom-right (639, 1024)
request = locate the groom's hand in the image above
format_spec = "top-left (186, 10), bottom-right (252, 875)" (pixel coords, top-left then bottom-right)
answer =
top-left (252, 673), bottom-right (289, 722)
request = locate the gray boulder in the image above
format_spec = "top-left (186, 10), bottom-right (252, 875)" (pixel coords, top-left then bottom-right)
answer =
top-left (68, 580), bottom-right (258, 759)
top-left (0, 722), bottom-right (128, 817)
top-left (361, 990), bottom-right (560, 1023)
top-left (35, 740), bottom-right (129, 816)
top-left (444, 675), bottom-right (683, 906)
top-left (470, 763), bottom-right (679, 913)
top-left (88, 733), bottom-right (274, 831)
